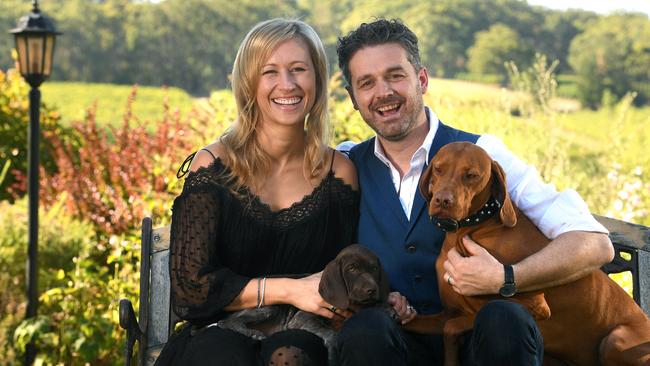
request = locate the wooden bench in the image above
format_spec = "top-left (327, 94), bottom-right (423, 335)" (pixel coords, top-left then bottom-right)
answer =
top-left (118, 215), bottom-right (650, 365)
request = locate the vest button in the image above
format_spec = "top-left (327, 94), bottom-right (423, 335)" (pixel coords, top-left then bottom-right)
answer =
top-left (406, 243), bottom-right (417, 253)
top-left (414, 274), bottom-right (423, 282)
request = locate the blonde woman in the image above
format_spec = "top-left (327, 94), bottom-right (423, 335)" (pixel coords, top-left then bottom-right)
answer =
top-left (155, 19), bottom-right (359, 366)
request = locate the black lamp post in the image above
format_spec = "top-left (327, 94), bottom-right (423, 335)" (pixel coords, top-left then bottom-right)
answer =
top-left (9, 1), bottom-right (60, 364)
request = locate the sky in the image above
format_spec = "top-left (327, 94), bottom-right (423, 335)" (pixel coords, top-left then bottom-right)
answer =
top-left (526, 0), bottom-right (650, 16)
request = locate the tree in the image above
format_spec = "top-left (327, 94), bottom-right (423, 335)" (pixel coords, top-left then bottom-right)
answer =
top-left (537, 9), bottom-right (598, 74)
top-left (467, 23), bottom-right (533, 82)
top-left (568, 14), bottom-right (650, 108)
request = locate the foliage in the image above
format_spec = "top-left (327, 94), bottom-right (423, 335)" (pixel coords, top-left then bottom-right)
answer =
top-left (0, 0), bottom-right (301, 95)
top-left (568, 14), bottom-right (650, 108)
top-left (328, 72), bottom-right (374, 143)
top-left (0, 198), bottom-right (97, 362)
top-left (0, 68), bottom-right (74, 201)
top-left (2, 0), bottom-right (645, 101)
top-left (33, 86), bottom-right (205, 235)
top-left (17, 230), bottom-right (141, 365)
top-left (506, 54), bottom-right (559, 115)
top-left (467, 23), bottom-right (534, 83)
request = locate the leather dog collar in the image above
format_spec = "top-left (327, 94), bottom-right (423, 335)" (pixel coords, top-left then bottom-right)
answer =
top-left (430, 196), bottom-right (502, 232)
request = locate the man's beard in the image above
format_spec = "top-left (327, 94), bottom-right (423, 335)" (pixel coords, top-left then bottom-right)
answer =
top-left (371, 89), bottom-right (424, 142)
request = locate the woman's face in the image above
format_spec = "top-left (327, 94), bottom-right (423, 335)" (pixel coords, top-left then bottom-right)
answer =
top-left (255, 37), bottom-right (317, 129)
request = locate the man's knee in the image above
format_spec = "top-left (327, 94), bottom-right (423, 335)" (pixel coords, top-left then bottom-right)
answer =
top-left (339, 307), bottom-right (400, 341)
top-left (337, 308), bottom-right (407, 364)
top-left (468, 300), bottom-right (543, 365)
top-left (475, 300), bottom-right (539, 337)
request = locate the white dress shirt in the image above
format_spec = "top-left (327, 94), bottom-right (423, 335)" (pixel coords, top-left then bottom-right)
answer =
top-left (337, 107), bottom-right (608, 239)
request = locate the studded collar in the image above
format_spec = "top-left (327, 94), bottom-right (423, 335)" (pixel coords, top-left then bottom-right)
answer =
top-left (430, 196), bottom-right (502, 232)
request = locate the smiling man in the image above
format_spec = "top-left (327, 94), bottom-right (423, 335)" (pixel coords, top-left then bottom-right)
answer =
top-left (335, 19), bottom-right (614, 366)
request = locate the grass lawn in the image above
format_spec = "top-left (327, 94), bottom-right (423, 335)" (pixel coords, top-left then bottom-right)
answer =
top-left (41, 82), bottom-right (195, 128)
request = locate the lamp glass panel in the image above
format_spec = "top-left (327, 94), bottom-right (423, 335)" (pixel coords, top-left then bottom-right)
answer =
top-left (27, 36), bottom-right (44, 75)
top-left (15, 35), bottom-right (29, 76)
top-left (43, 35), bottom-right (54, 76)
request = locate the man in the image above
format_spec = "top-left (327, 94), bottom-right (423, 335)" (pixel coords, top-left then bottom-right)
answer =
top-left (335, 19), bottom-right (613, 366)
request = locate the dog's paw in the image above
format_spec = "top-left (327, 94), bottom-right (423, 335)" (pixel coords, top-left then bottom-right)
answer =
top-left (248, 329), bottom-right (266, 340)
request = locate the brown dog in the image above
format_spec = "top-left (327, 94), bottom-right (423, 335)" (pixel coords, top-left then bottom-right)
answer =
top-left (319, 244), bottom-right (391, 314)
top-left (406, 142), bottom-right (650, 366)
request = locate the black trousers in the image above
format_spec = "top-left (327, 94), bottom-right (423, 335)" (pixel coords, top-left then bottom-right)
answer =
top-left (337, 300), bottom-right (544, 366)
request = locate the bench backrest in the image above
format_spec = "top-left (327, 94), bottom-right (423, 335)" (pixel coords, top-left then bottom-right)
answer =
top-left (136, 219), bottom-right (177, 365)
top-left (135, 215), bottom-right (650, 364)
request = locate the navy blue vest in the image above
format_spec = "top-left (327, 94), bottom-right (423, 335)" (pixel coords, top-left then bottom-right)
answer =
top-left (349, 122), bottom-right (479, 314)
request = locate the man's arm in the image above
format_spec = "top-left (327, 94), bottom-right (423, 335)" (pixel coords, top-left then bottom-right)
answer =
top-left (444, 231), bottom-right (613, 295)
top-left (443, 135), bottom-right (614, 296)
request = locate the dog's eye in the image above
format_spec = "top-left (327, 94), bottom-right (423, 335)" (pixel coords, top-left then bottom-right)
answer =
top-left (433, 166), bottom-right (442, 174)
top-left (370, 265), bottom-right (378, 272)
top-left (346, 264), bottom-right (357, 273)
top-left (465, 172), bottom-right (478, 180)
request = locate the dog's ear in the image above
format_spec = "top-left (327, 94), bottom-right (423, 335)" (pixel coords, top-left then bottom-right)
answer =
top-left (490, 160), bottom-right (516, 227)
top-left (419, 163), bottom-right (434, 202)
top-left (319, 257), bottom-right (350, 310)
top-left (377, 262), bottom-right (391, 303)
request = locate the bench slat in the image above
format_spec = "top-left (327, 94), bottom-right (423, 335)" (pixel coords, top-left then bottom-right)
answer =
top-left (639, 250), bottom-right (650, 314)
top-left (595, 215), bottom-right (650, 251)
top-left (152, 226), bottom-right (171, 253)
top-left (148, 249), bottom-right (171, 347)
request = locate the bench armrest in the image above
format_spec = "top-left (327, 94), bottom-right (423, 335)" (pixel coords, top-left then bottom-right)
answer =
top-left (119, 299), bottom-right (144, 366)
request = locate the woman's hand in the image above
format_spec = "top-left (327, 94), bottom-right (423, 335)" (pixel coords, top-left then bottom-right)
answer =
top-left (388, 291), bottom-right (417, 324)
top-left (288, 272), bottom-right (352, 319)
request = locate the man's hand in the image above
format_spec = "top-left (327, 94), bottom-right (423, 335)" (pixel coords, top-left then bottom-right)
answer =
top-left (443, 236), bottom-right (504, 296)
top-left (388, 292), bottom-right (417, 324)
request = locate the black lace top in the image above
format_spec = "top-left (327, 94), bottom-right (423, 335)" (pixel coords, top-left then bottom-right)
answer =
top-left (169, 157), bottom-right (359, 326)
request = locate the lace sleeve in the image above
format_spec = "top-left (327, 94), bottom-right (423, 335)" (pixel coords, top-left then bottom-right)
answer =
top-left (169, 186), bottom-right (249, 324)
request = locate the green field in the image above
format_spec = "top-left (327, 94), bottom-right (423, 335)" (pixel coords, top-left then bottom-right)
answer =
top-left (41, 82), bottom-right (195, 128)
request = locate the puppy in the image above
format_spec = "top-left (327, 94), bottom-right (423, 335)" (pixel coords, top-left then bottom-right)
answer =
top-left (216, 244), bottom-right (391, 365)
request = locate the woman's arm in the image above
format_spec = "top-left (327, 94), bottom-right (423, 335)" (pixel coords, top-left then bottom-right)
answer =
top-left (225, 273), bottom-right (341, 319)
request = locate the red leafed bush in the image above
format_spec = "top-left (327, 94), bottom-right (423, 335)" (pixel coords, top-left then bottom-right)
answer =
top-left (37, 87), bottom-right (208, 234)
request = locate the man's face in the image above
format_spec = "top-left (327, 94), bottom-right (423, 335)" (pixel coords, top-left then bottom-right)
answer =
top-left (346, 43), bottom-right (428, 142)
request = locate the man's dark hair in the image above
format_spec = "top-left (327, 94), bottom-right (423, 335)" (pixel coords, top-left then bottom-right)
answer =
top-left (336, 18), bottom-right (422, 87)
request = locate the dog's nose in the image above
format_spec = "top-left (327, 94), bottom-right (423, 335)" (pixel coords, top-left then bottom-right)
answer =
top-left (434, 192), bottom-right (454, 208)
top-left (366, 288), bottom-right (376, 297)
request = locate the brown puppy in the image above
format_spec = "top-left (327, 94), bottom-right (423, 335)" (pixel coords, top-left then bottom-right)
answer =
top-left (407, 142), bottom-right (650, 366)
top-left (217, 244), bottom-right (390, 364)
top-left (319, 244), bottom-right (391, 314)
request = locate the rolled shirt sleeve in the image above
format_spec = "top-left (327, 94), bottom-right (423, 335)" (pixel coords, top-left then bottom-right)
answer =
top-left (476, 134), bottom-right (608, 239)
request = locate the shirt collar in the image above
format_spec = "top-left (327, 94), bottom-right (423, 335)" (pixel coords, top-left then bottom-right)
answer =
top-left (373, 107), bottom-right (439, 165)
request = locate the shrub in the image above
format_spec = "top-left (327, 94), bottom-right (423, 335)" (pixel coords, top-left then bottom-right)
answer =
top-left (0, 197), bottom-right (96, 362)
top-left (35, 86), bottom-right (208, 235)
top-left (11, 229), bottom-right (141, 365)
top-left (0, 68), bottom-right (73, 201)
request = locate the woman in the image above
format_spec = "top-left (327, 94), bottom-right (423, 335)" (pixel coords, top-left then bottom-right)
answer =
top-left (155, 18), bottom-right (359, 366)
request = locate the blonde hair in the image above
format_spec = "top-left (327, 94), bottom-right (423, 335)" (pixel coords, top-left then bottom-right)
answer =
top-left (220, 18), bottom-right (330, 191)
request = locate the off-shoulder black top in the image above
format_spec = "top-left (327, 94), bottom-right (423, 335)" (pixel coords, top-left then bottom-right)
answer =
top-left (169, 155), bottom-right (359, 326)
